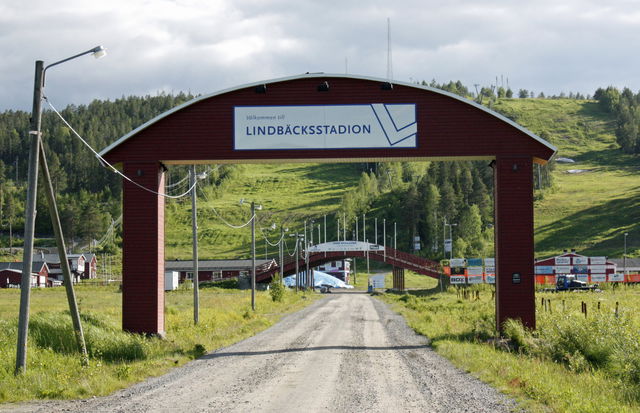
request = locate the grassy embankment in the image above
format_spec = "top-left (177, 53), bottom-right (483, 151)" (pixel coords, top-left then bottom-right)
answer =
top-left (0, 285), bottom-right (319, 402)
top-left (494, 98), bottom-right (639, 258)
top-left (165, 162), bottom-right (361, 260)
top-left (382, 284), bottom-right (640, 413)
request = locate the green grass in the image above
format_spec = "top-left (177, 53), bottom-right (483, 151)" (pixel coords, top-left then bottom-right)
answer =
top-left (380, 284), bottom-right (640, 413)
top-left (165, 162), bottom-right (361, 259)
top-left (493, 98), bottom-right (640, 258)
top-left (0, 285), bottom-right (319, 402)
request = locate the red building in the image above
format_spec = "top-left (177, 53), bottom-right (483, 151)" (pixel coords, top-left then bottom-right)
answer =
top-left (534, 251), bottom-right (616, 284)
top-left (165, 259), bottom-right (277, 283)
top-left (0, 261), bottom-right (49, 288)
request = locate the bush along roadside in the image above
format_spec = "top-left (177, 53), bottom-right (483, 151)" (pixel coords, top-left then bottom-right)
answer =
top-left (381, 284), bottom-right (640, 413)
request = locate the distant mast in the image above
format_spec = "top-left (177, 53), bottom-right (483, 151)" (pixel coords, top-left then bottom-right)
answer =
top-left (387, 17), bottom-right (393, 81)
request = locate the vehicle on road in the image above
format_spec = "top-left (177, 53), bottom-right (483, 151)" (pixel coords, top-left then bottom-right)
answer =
top-left (555, 274), bottom-right (598, 291)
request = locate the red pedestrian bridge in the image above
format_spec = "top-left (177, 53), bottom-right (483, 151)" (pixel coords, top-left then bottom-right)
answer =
top-left (257, 241), bottom-right (442, 287)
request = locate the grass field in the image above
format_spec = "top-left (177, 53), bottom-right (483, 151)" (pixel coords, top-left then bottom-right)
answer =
top-left (0, 285), bottom-right (319, 402)
top-left (165, 162), bottom-right (361, 260)
top-left (493, 98), bottom-right (640, 258)
top-left (381, 284), bottom-right (640, 413)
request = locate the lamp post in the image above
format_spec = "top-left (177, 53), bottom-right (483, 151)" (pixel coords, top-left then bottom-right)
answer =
top-left (445, 223), bottom-right (458, 259)
top-left (240, 199), bottom-right (261, 310)
top-left (16, 46), bottom-right (106, 375)
top-left (624, 232), bottom-right (629, 276)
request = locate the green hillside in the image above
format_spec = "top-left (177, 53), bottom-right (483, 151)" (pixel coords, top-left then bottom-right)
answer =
top-left (493, 99), bottom-right (639, 258)
top-left (165, 162), bottom-right (362, 259)
top-left (163, 98), bottom-right (639, 261)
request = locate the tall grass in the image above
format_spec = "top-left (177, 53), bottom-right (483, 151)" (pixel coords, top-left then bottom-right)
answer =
top-left (0, 285), bottom-right (318, 402)
top-left (382, 285), bottom-right (640, 413)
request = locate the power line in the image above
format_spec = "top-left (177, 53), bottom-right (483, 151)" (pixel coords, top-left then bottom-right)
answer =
top-left (45, 97), bottom-right (196, 200)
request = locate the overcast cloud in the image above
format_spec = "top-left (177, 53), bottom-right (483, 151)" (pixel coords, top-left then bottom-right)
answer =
top-left (1, 0), bottom-right (639, 111)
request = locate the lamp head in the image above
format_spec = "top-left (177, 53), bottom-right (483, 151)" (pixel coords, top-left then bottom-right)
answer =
top-left (91, 46), bottom-right (107, 59)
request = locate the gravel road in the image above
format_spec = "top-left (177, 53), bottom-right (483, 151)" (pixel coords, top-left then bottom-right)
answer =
top-left (4, 291), bottom-right (518, 413)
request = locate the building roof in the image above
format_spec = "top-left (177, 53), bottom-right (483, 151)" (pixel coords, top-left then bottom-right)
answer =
top-left (0, 268), bottom-right (22, 274)
top-left (609, 258), bottom-right (640, 269)
top-left (534, 252), bottom-right (613, 266)
top-left (165, 259), bottom-right (276, 272)
top-left (0, 261), bottom-right (47, 273)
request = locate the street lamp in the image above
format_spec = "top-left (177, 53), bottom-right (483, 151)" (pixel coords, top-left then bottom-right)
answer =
top-left (624, 232), bottom-right (629, 276)
top-left (16, 46), bottom-right (106, 375)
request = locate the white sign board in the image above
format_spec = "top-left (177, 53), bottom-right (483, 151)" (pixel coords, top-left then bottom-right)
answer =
top-left (308, 241), bottom-right (381, 252)
top-left (608, 273), bottom-right (624, 282)
top-left (484, 258), bottom-right (495, 266)
top-left (444, 239), bottom-right (452, 253)
top-left (590, 256), bottom-right (607, 265)
top-left (573, 256), bottom-right (589, 265)
top-left (450, 258), bottom-right (466, 268)
top-left (555, 257), bottom-right (571, 265)
top-left (591, 274), bottom-right (606, 283)
top-left (370, 274), bottom-right (386, 289)
top-left (484, 266), bottom-right (495, 275)
top-left (449, 275), bottom-right (466, 284)
top-left (234, 104), bottom-right (417, 150)
top-left (576, 274), bottom-right (589, 282)
top-left (589, 265), bottom-right (607, 273)
top-left (467, 266), bottom-right (484, 276)
top-left (485, 275), bottom-right (496, 284)
top-left (555, 266), bottom-right (572, 274)
top-left (467, 275), bottom-right (483, 284)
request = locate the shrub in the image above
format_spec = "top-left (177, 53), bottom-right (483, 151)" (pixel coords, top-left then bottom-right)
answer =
top-left (269, 275), bottom-right (285, 302)
top-left (200, 278), bottom-right (239, 289)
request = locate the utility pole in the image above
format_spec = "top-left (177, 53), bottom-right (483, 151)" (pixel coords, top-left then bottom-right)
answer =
top-left (624, 232), bottom-right (629, 276)
top-left (383, 218), bottom-right (386, 262)
top-left (324, 214), bottom-right (327, 244)
top-left (16, 46), bottom-right (105, 375)
top-left (38, 140), bottom-right (88, 364)
top-left (279, 226), bottom-right (285, 280)
top-left (190, 165), bottom-right (199, 324)
top-left (295, 232), bottom-right (299, 291)
top-left (251, 202), bottom-right (256, 310)
top-left (375, 217), bottom-right (378, 244)
top-left (363, 213), bottom-right (366, 244)
top-left (394, 221), bottom-right (397, 255)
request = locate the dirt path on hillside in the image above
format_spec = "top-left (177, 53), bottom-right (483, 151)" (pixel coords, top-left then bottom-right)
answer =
top-left (4, 292), bottom-right (518, 413)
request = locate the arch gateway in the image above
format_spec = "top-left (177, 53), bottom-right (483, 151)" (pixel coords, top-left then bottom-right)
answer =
top-left (100, 74), bottom-right (556, 336)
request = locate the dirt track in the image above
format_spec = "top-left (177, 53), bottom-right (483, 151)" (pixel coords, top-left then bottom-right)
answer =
top-left (4, 291), bottom-right (517, 413)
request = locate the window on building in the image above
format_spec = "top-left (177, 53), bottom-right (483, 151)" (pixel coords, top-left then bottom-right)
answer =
top-left (186, 272), bottom-right (194, 280)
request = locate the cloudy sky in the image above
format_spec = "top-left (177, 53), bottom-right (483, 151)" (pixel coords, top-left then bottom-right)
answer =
top-left (1, 0), bottom-right (639, 111)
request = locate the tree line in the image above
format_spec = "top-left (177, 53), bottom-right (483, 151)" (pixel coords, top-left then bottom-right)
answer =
top-left (0, 93), bottom-right (194, 250)
top-left (594, 86), bottom-right (640, 154)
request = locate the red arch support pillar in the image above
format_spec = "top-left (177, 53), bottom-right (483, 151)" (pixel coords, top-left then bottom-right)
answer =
top-left (494, 156), bottom-right (535, 331)
top-left (122, 162), bottom-right (166, 336)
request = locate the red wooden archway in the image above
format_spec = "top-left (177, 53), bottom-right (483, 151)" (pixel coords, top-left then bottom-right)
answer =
top-left (100, 74), bottom-right (555, 336)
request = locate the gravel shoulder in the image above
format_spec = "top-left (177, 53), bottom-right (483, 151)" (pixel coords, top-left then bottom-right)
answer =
top-left (3, 291), bottom-right (519, 413)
